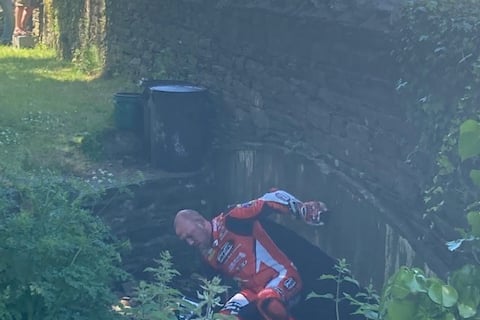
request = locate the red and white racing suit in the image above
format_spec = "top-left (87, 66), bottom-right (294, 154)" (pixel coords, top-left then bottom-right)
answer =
top-left (202, 190), bottom-right (303, 319)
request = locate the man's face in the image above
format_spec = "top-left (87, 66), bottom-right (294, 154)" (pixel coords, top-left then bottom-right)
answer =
top-left (175, 217), bottom-right (211, 251)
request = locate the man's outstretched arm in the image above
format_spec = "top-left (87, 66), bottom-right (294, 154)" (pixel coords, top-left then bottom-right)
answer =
top-left (227, 189), bottom-right (328, 226)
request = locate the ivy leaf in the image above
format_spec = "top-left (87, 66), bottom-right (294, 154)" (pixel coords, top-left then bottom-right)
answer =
top-left (467, 211), bottom-right (480, 237)
top-left (442, 313), bottom-right (456, 320)
top-left (470, 170), bottom-right (480, 187)
top-left (458, 119), bottom-right (480, 161)
top-left (427, 283), bottom-right (458, 307)
top-left (450, 265), bottom-right (480, 318)
top-left (390, 267), bottom-right (427, 298)
top-left (458, 302), bottom-right (478, 318)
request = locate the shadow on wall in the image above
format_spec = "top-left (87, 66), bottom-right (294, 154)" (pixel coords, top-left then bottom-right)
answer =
top-left (262, 219), bottom-right (364, 320)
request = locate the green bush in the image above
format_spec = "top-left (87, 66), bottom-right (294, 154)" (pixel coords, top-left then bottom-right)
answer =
top-left (0, 168), bottom-right (129, 320)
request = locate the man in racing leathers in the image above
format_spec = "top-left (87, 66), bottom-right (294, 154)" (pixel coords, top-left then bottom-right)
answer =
top-left (174, 189), bottom-right (327, 320)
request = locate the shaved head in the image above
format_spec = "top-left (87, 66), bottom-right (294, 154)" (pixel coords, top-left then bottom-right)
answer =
top-left (174, 209), bottom-right (212, 252)
top-left (174, 209), bottom-right (205, 229)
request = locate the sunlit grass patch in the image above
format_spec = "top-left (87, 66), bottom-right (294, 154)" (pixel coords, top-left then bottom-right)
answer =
top-left (0, 45), bottom-right (134, 171)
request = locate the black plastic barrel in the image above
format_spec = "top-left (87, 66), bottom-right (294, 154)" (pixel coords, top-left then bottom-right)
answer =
top-left (147, 84), bottom-right (212, 172)
top-left (113, 92), bottom-right (143, 132)
top-left (141, 80), bottom-right (194, 157)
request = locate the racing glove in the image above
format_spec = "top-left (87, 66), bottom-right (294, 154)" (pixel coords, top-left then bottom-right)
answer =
top-left (298, 201), bottom-right (328, 226)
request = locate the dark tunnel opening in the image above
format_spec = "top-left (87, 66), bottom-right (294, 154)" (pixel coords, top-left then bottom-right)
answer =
top-left (262, 219), bottom-right (365, 320)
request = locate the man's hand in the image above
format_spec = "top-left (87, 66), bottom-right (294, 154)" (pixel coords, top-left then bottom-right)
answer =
top-left (299, 201), bottom-right (328, 226)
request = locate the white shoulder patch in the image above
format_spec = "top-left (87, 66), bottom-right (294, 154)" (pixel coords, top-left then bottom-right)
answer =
top-left (259, 190), bottom-right (300, 205)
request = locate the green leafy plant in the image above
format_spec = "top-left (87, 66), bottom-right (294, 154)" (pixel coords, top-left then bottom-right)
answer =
top-left (0, 168), bottom-right (129, 320)
top-left (309, 259), bottom-right (480, 320)
top-left (442, 119), bottom-right (480, 264)
top-left (380, 267), bottom-right (456, 320)
top-left (306, 258), bottom-right (378, 320)
top-left (458, 119), bottom-right (480, 190)
top-left (376, 117), bottom-right (480, 320)
top-left (344, 283), bottom-right (381, 320)
top-left (192, 276), bottom-right (233, 320)
top-left (129, 251), bottom-right (185, 320)
top-left (73, 45), bottom-right (104, 75)
top-left (379, 265), bottom-right (480, 320)
top-left (130, 252), bottom-right (233, 320)
top-left (393, 0), bottom-right (480, 225)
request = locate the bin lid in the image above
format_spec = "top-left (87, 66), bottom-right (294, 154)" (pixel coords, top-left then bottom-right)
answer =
top-left (114, 92), bottom-right (142, 97)
top-left (150, 85), bottom-right (206, 93)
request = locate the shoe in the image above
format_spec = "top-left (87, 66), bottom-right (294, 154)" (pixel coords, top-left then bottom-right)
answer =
top-left (13, 29), bottom-right (27, 36)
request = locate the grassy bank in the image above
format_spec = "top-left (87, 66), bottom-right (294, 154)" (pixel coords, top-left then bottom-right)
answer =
top-left (0, 45), bottom-right (133, 172)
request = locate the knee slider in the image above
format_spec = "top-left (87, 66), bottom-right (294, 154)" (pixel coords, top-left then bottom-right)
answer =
top-left (256, 288), bottom-right (289, 320)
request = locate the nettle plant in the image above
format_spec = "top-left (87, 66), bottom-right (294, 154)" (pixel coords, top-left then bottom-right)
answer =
top-left (129, 251), bottom-right (234, 320)
top-left (306, 258), bottom-right (379, 320)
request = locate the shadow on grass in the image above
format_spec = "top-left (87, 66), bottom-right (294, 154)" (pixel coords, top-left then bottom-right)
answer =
top-left (0, 55), bottom-right (67, 74)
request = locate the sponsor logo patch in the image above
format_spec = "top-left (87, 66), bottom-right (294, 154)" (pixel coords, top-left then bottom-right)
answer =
top-left (284, 277), bottom-right (297, 290)
top-left (275, 191), bottom-right (290, 202)
top-left (217, 240), bottom-right (234, 264)
top-left (228, 252), bottom-right (247, 272)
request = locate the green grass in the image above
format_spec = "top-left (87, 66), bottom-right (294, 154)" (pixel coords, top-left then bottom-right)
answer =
top-left (0, 45), bottom-right (135, 172)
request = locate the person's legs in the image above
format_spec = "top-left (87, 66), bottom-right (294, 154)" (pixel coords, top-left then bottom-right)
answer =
top-left (14, 0), bottom-right (31, 35)
top-left (221, 288), bottom-right (297, 320)
top-left (21, 5), bottom-right (33, 32)
top-left (220, 292), bottom-right (251, 320)
top-left (14, 4), bottom-right (25, 34)
top-left (257, 288), bottom-right (294, 320)
top-left (0, 0), bottom-right (14, 43)
top-left (220, 290), bottom-right (263, 320)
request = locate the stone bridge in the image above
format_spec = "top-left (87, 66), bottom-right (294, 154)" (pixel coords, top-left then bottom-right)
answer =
top-left (84, 0), bottom-right (458, 295)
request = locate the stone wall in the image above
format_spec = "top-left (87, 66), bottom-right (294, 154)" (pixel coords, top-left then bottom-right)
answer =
top-left (52, 0), bottom-right (457, 289)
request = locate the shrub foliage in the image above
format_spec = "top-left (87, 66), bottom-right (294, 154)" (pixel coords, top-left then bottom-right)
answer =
top-left (0, 168), bottom-right (128, 320)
